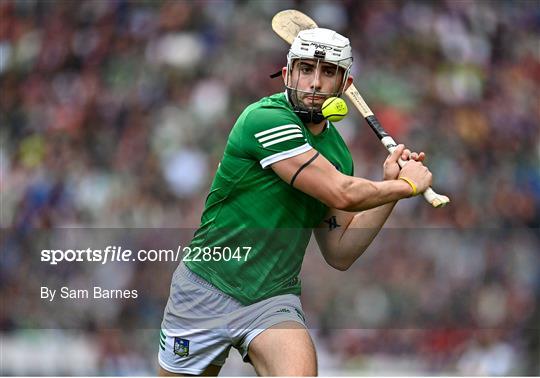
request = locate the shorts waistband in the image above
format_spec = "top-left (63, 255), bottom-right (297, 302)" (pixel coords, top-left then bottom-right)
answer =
top-left (178, 263), bottom-right (236, 300)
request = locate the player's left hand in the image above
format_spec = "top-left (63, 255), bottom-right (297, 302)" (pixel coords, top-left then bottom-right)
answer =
top-left (383, 144), bottom-right (426, 180)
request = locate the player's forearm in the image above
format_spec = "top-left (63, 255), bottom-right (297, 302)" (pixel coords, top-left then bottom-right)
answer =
top-left (329, 202), bottom-right (396, 270)
top-left (337, 177), bottom-right (412, 212)
top-left (350, 200), bottom-right (396, 232)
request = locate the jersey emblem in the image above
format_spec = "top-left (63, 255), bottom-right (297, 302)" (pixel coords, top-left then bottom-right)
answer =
top-left (286, 276), bottom-right (299, 287)
top-left (173, 337), bottom-right (190, 357)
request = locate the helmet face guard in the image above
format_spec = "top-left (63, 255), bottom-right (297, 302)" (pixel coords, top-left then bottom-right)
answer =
top-left (285, 28), bottom-right (353, 124)
top-left (285, 58), bottom-right (351, 124)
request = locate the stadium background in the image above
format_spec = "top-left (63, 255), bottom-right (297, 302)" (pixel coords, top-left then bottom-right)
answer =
top-left (1, 0), bottom-right (539, 375)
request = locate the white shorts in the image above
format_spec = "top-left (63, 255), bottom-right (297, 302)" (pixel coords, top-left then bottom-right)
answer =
top-left (158, 264), bottom-right (306, 375)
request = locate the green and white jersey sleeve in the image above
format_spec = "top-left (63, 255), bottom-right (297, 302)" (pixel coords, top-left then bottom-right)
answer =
top-left (228, 97), bottom-right (312, 168)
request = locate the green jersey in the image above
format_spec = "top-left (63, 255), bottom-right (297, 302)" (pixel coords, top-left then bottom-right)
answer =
top-left (185, 92), bottom-right (353, 305)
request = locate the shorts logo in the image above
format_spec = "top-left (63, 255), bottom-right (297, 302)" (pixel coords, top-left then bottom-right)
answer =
top-left (174, 337), bottom-right (190, 357)
top-left (276, 308), bottom-right (291, 313)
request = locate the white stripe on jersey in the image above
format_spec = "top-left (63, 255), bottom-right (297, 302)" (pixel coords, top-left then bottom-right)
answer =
top-left (261, 133), bottom-right (304, 148)
top-left (254, 124), bottom-right (301, 139)
top-left (259, 143), bottom-right (312, 169)
top-left (258, 128), bottom-right (304, 143)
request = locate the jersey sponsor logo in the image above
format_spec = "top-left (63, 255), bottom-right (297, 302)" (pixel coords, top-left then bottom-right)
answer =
top-left (254, 124), bottom-right (305, 148)
top-left (173, 337), bottom-right (190, 357)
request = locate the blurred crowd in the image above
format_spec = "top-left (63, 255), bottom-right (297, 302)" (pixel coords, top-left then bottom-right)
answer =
top-left (1, 0), bottom-right (539, 375)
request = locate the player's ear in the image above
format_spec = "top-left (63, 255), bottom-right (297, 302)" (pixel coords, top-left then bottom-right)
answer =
top-left (344, 75), bottom-right (354, 91)
top-left (282, 67), bottom-right (287, 82)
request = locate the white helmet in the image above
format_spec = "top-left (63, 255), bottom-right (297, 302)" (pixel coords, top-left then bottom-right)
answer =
top-left (285, 28), bottom-right (353, 123)
top-left (287, 28), bottom-right (353, 73)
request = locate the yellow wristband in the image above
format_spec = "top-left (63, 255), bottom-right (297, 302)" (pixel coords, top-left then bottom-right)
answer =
top-left (399, 176), bottom-right (418, 196)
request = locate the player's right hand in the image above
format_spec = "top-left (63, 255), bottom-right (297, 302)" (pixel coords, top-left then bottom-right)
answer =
top-left (398, 159), bottom-right (433, 194)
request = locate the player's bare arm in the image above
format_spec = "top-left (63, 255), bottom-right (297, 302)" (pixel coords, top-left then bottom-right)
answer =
top-left (271, 144), bottom-right (432, 212)
top-left (310, 145), bottom-right (427, 270)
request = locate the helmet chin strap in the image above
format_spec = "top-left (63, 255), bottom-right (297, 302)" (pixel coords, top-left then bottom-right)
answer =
top-left (286, 88), bottom-right (326, 124)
